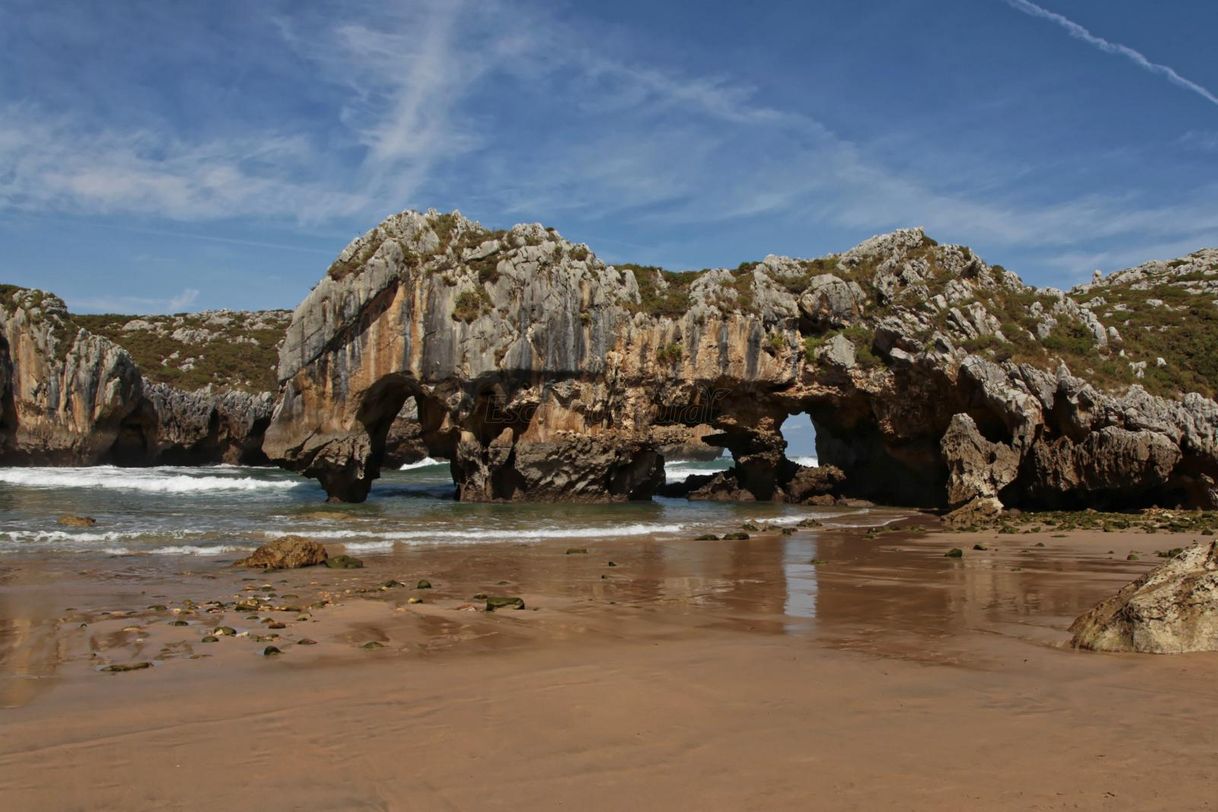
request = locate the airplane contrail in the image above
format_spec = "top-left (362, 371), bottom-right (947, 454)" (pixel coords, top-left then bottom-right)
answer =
top-left (1001, 0), bottom-right (1218, 108)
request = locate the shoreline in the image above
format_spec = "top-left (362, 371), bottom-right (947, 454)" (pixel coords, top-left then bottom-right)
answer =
top-left (3, 522), bottom-right (1218, 809)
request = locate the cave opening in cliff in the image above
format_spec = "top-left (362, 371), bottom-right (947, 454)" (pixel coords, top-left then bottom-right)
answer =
top-left (103, 400), bottom-right (158, 467)
top-left (806, 402), bottom-right (946, 508)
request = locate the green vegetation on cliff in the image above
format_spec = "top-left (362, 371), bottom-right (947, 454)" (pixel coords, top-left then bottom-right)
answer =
top-left (73, 311), bottom-right (289, 392)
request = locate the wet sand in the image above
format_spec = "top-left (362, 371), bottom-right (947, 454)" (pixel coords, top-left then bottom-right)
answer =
top-left (3, 524), bottom-right (1218, 810)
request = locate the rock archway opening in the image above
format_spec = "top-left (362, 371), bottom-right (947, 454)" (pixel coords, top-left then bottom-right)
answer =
top-left (340, 376), bottom-right (460, 501)
top-left (806, 401), bottom-right (945, 508)
top-left (780, 413), bottom-right (819, 469)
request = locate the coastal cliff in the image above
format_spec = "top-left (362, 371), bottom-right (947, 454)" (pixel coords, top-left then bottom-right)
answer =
top-left (262, 210), bottom-right (1218, 508)
top-left (0, 287), bottom-right (282, 466)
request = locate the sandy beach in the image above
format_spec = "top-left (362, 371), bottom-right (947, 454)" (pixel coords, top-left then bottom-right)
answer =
top-left (3, 524), bottom-right (1218, 811)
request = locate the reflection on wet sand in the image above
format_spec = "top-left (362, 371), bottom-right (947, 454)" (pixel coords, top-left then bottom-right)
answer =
top-left (0, 524), bottom-right (1166, 706)
top-left (0, 589), bottom-right (62, 708)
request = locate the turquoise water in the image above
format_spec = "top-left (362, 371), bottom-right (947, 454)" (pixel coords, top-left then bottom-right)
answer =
top-left (0, 458), bottom-right (892, 559)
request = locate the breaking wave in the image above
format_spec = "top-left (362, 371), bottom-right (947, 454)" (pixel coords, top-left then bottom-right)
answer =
top-left (398, 457), bottom-right (447, 471)
top-left (265, 522), bottom-right (687, 544)
top-left (0, 466), bottom-right (306, 494)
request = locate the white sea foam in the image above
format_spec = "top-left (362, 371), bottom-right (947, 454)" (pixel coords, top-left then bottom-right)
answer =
top-left (0, 466), bottom-right (305, 494)
top-left (335, 540), bottom-right (397, 553)
top-left (663, 456), bottom-right (816, 484)
top-left (147, 544), bottom-right (251, 556)
top-left (398, 457), bottom-right (447, 471)
top-left (2, 529), bottom-right (131, 544)
top-left (267, 522), bottom-right (687, 543)
top-left (664, 466), bottom-right (718, 482)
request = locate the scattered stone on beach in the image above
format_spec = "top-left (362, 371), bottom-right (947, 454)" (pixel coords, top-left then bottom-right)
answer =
top-left (973, 544), bottom-right (987, 551)
top-left (945, 548), bottom-right (964, 558)
top-left (797, 518), bottom-right (823, 528)
top-left (416, 579), bottom-right (432, 589)
top-left (1156, 548), bottom-right (1185, 559)
top-left (741, 522), bottom-right (761, 532)
top-left (486, 596), bottom-right (526, 612)
top-left (1071, 541), bottom-right (1218, 653)
top-left (101, 662), bottom-right (151, 673)
top-left (1127, 553), bottom-right (1140, 560)
top-left (943, 497), bottom-right (1004, 529)
top-left (407, 597), bottom-right (422, 605)
top-left (361, 641), bottom-right (385, 650)
top-left (607, 561), bottom-right (617, 568)
top-left (472, 593), bottom-right (488, 600)
top-left (381, 580), bottom-right (405, 589)
top-left (298, 638), bottom-right (317, 646)
top-left (146, 604), bottom-right (167, 611)
top-left (780, 527), bottom-right (796, 536)
top-left (171, 620), bottom-right (188, 626)
top-left (263, 646), bottom-right (282, 656)
top-left (236, 536), bottom-right (328, 570)
top-left (58, 515), bottom-right (97, 527)
top-left (268, 622), bottom-right (286, 630)
top-left (213, 626), bottom-right (237, 637)
top-left (325, 555), bottom-right (364, 569)
top-left (201, 635), bottom-right (219, 643)
top-left (722, 532), bottom-right (750, 540)
top-left (565, 548), bottom-right (588, 555)
top-left (694, 534), bottom-right (719, 541)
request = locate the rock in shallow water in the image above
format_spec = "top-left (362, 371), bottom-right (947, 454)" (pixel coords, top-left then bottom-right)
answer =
top-left (325, 554), bottom-right (364, 569)
top-left (1071, 541), bottom-right (1218, 653)
top-left (236, 536), bottom-right (328, 570)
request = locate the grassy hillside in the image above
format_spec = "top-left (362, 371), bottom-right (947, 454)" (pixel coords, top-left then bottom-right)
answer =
top-left (73, 310), bottom-right (291, 392)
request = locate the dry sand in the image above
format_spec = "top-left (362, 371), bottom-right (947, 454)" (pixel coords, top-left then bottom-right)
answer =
top-left (2, 525), bottom-right (1217, 810)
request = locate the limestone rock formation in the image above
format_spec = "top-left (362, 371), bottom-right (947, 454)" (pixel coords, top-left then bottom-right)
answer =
top-left (651, 423), bottom-right (723, 461)
top-left (0, 286), bottom-right (279, 466)
top-left (0, 286), bottom-right (143, 463)
top-left (1070, 541), bottom-right (1218, 653)
top-left (262, 210), bottom-right (1218, 506)
top-left (143, 383), bottom-right (274, 465)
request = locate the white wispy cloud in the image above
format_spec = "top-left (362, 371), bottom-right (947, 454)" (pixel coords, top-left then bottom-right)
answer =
top-left (0, 109), bottom-right (370, 222)
top-left (1001, 0), bottom-right (1218, 107)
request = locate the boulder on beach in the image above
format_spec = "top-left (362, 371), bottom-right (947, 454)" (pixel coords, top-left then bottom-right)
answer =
top-left (1070, 541), bottom-right (1218, 653)
top-left (58, 515), bottom-right (97, 527)
top-left (943, 497), bottom-right (1003, 528)
top-left (235, 536), bottom-right (328, 569)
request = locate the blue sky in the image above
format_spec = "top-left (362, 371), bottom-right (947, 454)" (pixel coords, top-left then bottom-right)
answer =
top-left (1, 0), bottom-right (1216, 313)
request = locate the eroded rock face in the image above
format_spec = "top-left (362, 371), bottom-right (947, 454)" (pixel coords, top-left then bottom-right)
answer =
top-left (0, 287), bottom-right (143, 463)
top-left (0, 288), bottom-right (276, 466)
top-left (1070, 542), bottom-right (1218, 653)
top-left (262, 210), bottom-right (1218, 506)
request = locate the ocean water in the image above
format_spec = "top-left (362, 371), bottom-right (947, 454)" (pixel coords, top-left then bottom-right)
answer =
top-left (0, 456), bottom-right (891, 560)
